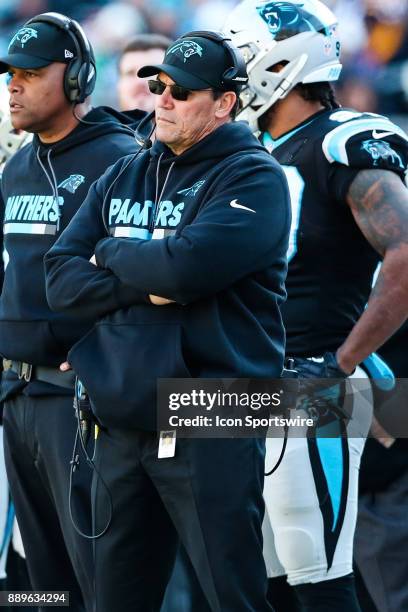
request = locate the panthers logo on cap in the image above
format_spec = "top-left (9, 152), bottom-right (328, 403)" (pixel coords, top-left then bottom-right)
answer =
top-left (362, 140), bottom-right (404, 170)
top-left (167, 41), bottom-right (203, 63)
top-left (9, 27), bottom-right (38, 50)
top-left (58, 174), bottom-right (85, 194)
top-left (256, 1), bottom-right (323, 38)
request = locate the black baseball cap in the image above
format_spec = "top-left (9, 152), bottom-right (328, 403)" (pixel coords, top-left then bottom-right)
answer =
top-left (0, 21), bottom-right (78, 73)
top-left (138, 34), bottom-right (241, 91)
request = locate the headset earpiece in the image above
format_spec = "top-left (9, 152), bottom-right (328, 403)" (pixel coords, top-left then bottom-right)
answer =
top-left (220, 38), bottom-right (248, 89)
top-left (75, 60), bottom-right (95, 102)
top-left (65, 57), bottom-right (82, 102)
top-left (180, 30), bottom-right (248, 91)
top-left (24, 12), bottom-right (96, 104)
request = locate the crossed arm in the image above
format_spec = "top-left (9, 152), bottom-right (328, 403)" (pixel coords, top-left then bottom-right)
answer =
top-left (46, 162), bottom-right (290, 310)
top-left (89, 254), bottom-right (169, 305)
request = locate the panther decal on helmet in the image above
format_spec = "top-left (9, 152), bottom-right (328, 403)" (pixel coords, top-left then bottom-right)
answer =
top-left (256, 1), bottom-right (325, 39)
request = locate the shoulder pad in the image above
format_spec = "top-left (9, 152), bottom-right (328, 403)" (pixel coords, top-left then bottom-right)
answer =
top-left (322, 111), bottom-right (408, 174)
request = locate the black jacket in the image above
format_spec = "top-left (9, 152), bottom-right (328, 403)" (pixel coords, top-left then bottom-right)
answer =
top-left (0, 106), bottom-right (143, 370)
top-left (45, 121), bottom-right (291, 430)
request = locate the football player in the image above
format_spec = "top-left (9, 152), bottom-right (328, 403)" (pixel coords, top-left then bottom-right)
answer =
top-left (225, 1), bottom-right (408, 611)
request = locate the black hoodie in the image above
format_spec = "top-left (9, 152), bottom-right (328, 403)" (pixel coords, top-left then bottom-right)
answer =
top-left (45, 121), bottom-right (291, 430)
top-left (0, 106), bottom-right (144, 376)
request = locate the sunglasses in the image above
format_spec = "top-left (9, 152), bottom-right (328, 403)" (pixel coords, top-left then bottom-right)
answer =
top-left (147, 78), bottom-right (211, 101)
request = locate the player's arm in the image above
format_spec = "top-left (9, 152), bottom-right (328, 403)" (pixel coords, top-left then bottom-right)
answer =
top-left (336, 169), bottom-right (408, 373)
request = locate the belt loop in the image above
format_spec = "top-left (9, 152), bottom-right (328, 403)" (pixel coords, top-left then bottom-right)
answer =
top-left (18, 362), bottom-right (32, 382)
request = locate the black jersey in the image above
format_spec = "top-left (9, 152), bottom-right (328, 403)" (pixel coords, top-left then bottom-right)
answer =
top-left (261, 108), bottom-right (408, 356)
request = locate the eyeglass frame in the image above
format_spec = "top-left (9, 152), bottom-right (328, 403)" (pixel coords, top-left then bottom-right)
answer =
top-left (147, 77), bottom-right (213, 101)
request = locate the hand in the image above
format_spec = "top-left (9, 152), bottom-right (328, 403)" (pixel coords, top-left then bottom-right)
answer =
top-left (149, 294), bottom-right (175, 305)
top-left (294, 352), bottom-right (349, 379)
top-left (335, 348), bottom-right (355, 375)
top-left (59, 361), bottom-right (71, 372)
top-left (89, 254), bottom-right (97, 266)
top-left (294, 352), bottom-right (350, 422)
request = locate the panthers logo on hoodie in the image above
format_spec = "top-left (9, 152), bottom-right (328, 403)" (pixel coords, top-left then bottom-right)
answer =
top-left (58, 174), bottom-right (85, 194)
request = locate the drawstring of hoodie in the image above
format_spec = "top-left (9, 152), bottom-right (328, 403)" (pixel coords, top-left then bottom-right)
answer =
top-left (149, 153), bottom-right (175, 233)
top-left (153, 152), bottom-right (164, 210)
top-left (36, 148), bottom-right (62, 231)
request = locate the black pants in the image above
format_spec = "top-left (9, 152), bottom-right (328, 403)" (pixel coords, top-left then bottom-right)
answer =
top-left (161, 545), bottom-right (210, 612)
top-left (92, 429), bottom-right (273, 612)
top-left (3, 394), bottom-right (93, 612)
top-left (293, 574), bottom-right (362, 612)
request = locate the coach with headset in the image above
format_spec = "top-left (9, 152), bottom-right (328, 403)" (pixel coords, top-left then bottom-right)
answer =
top-left (0, 13), bottom-right (143, 611)
top-left (45, 31), bottom-right (291, 612)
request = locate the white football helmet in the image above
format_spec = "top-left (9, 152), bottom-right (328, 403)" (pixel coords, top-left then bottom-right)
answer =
top-left (0, 75), bottom-right (31, 168)
top-left (224, 0), bottom-right (342, 131)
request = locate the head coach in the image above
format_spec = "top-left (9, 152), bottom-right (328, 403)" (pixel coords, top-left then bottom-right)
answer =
top-left (0, 12), bottom-right (144, 611)
top-left (45, 31), bottom-right (291, 612)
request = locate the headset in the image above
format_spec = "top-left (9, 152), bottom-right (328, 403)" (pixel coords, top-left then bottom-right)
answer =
top-left (181, 30), bottom-right (248, 91)
top-left (134, 109), bottom-right (155, 149)
top-left (24, 12), bottom-right (96, 103)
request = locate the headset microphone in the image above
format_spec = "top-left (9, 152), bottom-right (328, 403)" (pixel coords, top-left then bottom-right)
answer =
top-left (134, 110), bottom-right (155, 149)
top-left (100, 111), bottom-right (156, 234)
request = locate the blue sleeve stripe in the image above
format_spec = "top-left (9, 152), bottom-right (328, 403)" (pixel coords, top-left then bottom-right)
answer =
top-left (323, 118), bottom-right (408, 165)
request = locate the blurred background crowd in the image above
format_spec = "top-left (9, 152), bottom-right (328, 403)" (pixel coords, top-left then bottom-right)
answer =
top-left (0, 0), bottom-right (408, 121)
